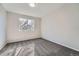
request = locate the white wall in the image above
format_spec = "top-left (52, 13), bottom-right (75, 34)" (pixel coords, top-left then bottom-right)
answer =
top-left (0, 4), bottom-right (7, 50)
top-left (7, 12), bottom-right (41, 43)
top-left (42, 4), bottom-right (79, 51)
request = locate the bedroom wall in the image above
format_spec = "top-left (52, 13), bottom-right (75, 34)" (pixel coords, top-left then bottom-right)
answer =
top-left (7, 12), bottom-right (41, 43)
top-left (0, 4), bottom-right (7, 50)
top-left (41, 4), bottom-right (79, 51)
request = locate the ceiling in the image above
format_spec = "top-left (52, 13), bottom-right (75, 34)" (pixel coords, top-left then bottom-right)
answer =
top-left (1, 3), bottom-right (64, 17)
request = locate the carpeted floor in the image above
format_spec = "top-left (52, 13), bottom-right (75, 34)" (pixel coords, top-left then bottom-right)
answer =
top-left (0, 38), bottom-right (79, 56)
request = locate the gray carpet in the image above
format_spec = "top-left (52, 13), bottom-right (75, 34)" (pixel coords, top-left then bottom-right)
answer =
top-left (0, 38), bottom-right (79, 56)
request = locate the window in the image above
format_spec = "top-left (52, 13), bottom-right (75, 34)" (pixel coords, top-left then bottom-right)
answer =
top-left (19, 18), bottom-right (34, 32)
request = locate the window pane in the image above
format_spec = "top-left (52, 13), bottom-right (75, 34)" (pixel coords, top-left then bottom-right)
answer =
top-left (19, 18), bottom-right (34, 32)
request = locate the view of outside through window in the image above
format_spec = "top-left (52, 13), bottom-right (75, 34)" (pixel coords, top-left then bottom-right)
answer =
top-left (19, 18), bottom-right (34, 32)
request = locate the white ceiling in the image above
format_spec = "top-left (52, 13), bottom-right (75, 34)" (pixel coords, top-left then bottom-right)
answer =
top-left (1, 3), bottom-right (64, 17)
